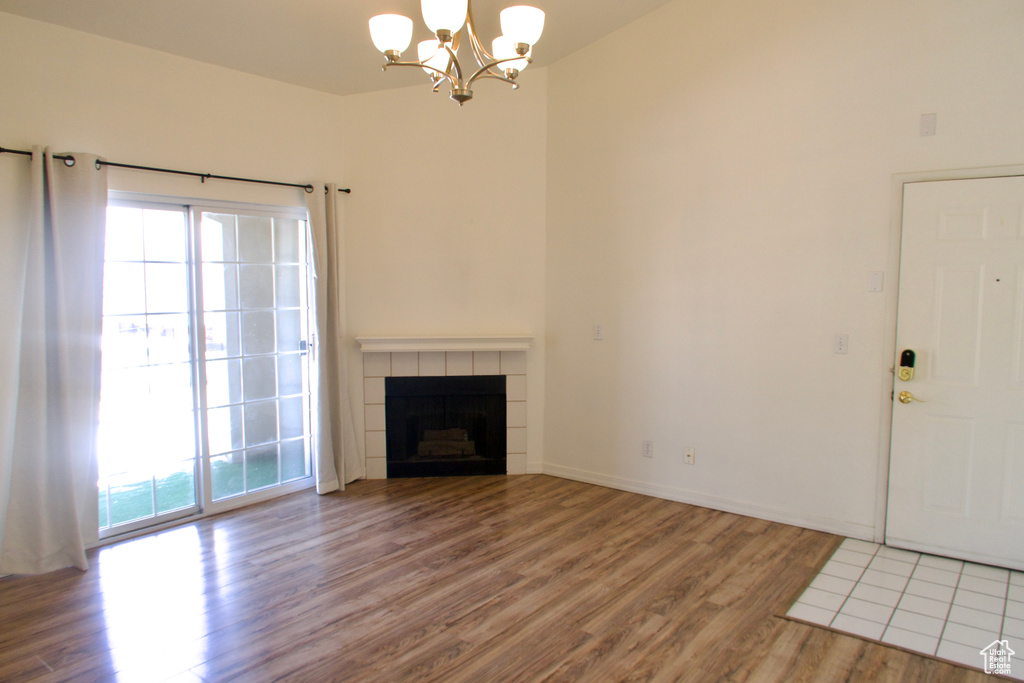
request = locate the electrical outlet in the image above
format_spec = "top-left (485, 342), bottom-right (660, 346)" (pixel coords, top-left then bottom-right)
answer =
top-left (642, 440), bottom-right (654, 458)
top-left (834, 334), bottom-right (849, 355)
top-left (684, 447), bottom-right (695, 465)
top-left (868, 271), bottom-right (884, 292)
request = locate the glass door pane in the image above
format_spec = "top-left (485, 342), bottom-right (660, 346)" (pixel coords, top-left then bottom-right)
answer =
top-left (99, 205), bottom-right (199, 534)
top-left (198, 211), bottom-right (312, 502)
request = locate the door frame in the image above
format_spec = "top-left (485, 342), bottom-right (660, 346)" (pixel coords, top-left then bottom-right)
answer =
top-left (874, 163), bottom-right (1024, 544)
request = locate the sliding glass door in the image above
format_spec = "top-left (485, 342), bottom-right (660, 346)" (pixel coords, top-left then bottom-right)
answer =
top-left (98, 200), bottom-right (313, 537)
top-left (197, 210), bottom-right (312, 502)
top-left (99, 204), bottom-right (198, 533)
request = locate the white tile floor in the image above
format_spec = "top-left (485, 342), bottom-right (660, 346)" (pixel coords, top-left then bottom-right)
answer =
top-left (787, 538), bottom-right (1023, 679)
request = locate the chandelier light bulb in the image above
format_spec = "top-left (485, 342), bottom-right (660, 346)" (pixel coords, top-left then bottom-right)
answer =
top-left (421, 0), bottom-right (468, 35)
top-left (492, 36), bottom-right (530, 73)
top-left (499, 6), bottom-right (545, 47)
top-left (369, 14), bottom-right (414, 54)
top-left (418, 39), bottom-right (452, 77)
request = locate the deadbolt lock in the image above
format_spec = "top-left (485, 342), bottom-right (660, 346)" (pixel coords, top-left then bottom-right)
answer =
top-left (898, 349), bottom-right (916, 382)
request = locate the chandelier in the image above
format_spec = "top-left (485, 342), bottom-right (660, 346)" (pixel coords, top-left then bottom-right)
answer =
top-left (368, 1), bottom-right (545, 105)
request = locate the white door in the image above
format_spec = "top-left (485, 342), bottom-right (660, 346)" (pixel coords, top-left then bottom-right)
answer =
top-left (886, 175), bottom-right (1024, 570)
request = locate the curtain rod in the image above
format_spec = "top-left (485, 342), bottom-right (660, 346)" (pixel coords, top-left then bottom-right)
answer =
top-left (0, 147), bottom-right (351, 194)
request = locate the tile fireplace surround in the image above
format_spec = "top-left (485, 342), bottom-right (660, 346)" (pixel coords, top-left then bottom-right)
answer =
top-left (357, 336), bottom-right (532, 479)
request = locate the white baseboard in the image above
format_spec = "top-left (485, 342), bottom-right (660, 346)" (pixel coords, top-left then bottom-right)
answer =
top-left (540, 462), bottom-right (876, 541)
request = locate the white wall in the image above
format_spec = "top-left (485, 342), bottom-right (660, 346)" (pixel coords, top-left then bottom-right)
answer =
top-left (0, 12), bottom-right (349, 496)
top-left (341, 74), bottom-right (548, 473)
top-left (0, 11), bottom-right (549, 483)
top-left (544, 0), bottom-right (1024, 537)
top-left (6, 0), bottom-right (1022, 540)
top-left (0, 15), bottom-right (347, 200)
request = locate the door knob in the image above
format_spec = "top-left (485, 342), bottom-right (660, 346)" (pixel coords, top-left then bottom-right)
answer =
top-left (898, 391), bottom-right (924, 404)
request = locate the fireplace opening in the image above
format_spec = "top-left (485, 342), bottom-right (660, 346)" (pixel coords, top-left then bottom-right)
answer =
top-left (385, 375), bottom-right (506, 477)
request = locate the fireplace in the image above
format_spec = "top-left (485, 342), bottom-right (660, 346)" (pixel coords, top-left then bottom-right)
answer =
top-left (358, 336), bottom-right (532, 479)
top-left (385, 375), bottom-right (506, 477)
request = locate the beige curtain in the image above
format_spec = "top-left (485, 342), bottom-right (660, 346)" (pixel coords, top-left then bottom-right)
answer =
top-left (305, 184), bottom-right (363, 492)
top-left (0, 148), bottom-right (107, 573)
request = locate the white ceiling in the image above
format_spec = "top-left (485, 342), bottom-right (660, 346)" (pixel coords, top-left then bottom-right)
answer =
top-left (0, 0), bottom-right (676, 97)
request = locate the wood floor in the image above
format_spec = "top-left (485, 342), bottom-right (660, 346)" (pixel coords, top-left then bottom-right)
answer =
top-left (0, 475), bottom-right (992, 682)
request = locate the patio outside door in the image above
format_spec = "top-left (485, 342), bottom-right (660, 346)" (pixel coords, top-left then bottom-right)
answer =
top-left (98, 201), bottom-right (313, 537)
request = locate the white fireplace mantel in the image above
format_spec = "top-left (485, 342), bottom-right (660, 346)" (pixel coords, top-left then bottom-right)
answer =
top-left (356, 335), bottom-right (533, 354)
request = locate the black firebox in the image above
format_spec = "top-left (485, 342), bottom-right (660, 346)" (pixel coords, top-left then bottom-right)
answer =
top-left (385, 375), bottom-right (506, 478)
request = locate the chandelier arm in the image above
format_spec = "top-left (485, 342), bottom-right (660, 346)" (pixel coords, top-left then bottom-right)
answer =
top-left (472, 73), bottom-right (520, 88)
top-left (381, 59), bottom-right (458, 88)
top-left (464, 0), bottom-right (495, 69)
top-left (443, 44), bottom-right (465, 84)
top-left (466, 56), bottom-right (533, 89)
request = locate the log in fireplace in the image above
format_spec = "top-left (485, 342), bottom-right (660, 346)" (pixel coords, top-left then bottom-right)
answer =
top-left (385, 375), bottom-right (507, 477)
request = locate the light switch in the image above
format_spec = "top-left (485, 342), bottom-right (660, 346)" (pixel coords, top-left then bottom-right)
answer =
top-left (920, 113), bottom-right (937, 137)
